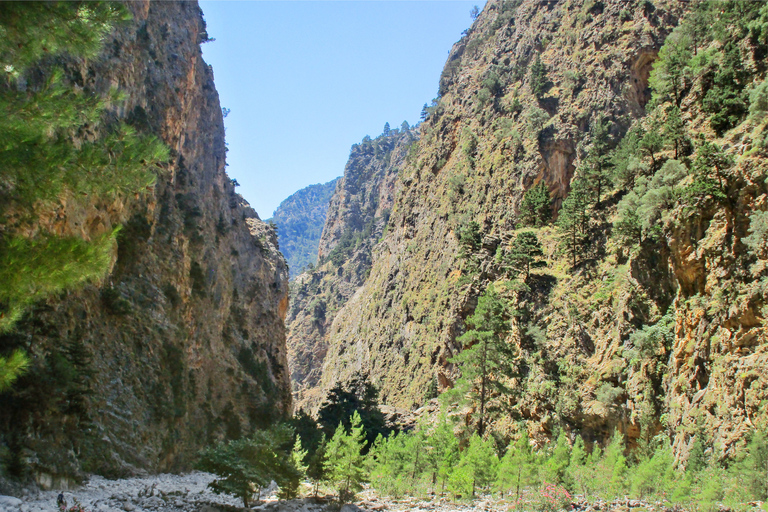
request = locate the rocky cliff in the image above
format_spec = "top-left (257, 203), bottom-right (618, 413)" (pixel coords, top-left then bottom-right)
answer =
top-left (287, 127), bottom-right (417, 411)
top-left (304, 0), bottom-right (767, 457)
top-left (0, 0), bottom-right (291, 485)
top-left (268, 178), bottom-right (340, 279)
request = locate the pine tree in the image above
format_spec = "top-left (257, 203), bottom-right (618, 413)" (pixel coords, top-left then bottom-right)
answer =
top-left (504, 231), bottom-right (545, 282)
top-left (383, 122), bottom-right (390, 136)
top-left (0, 3), bottom-right (168, 337)
top-left (556, 179), bottom-right (591, 268)
top-left (582, 115), bottom-right (613, 206)
top-left (324, 411), bottom-right (368, 502)
top-left (648, 30), bottom-right (693, 106)
top-left (425, 413), bottom-right (460, 493)
top-left (566, 436), bottom-right (590, 496)
top-left (639, 122), bottom-right (664, 168)
top-left (461, 433), bottom-right (499, 496)
top-left (446, 285), bottom-right (517, 436)
top-left (519, 181), bottom-right (552, 227)
top-left (496, 431), bottom-right (538, 500)
top-left (597, 430), bottom-right (628, 499)
top-left (0, 350), bottom-right (29, 392)
top-left (529, 54), bottom-right (549, 99)
top-left (664, 105), bottom-right (687, 159)
top-left (197, 425), bottom-right (302, 507)
top-left (542, 432), bottom-right (572, 487)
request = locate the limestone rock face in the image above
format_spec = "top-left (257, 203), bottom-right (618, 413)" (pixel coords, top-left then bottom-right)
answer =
top-left (0, 1), bottom-right (291, 481)
top-left (316, 0), bottom-right (681, 410)
top-left (301, 0), bottom-right (767, 457)
top-left (287, 128), bottom-right (417, 411)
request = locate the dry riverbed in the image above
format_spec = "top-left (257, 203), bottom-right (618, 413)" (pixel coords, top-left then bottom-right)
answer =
top-left (0, 474), bottom-right (722, 512)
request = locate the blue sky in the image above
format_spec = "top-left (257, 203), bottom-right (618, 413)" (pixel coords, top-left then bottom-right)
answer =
top-left (199, 1), bottom-right (483, 218)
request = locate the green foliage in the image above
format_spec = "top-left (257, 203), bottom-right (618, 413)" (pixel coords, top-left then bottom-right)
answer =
top-left (629, 441), bottom-right (676, 500)
top-left (427, 413), bottom-right (461, 493)
top-left (541, 432), bottom-right (571, 487)
top-left (503, 231), bottom-right (545, 281)
top-left (454, 434), bottom-right (498, 497)
top-left (648, 29), bottom-right (693, 106)
top-left (663, 105), bottom-right (688, 160)
top-left (0, 2), bottom-right (129, 77)
top-left (529, 54), bottom-right (549, 99)
top-left (0, 349), bottom-right (29, 392)
top-left (744, 210), bottom-right (768, 274)
top-left (196, 424), bottom-right (303, 507)
top-left (446, 285), bottom-right (517, 435)
top-left (519, 181), bottom-right (552, 227)
top-left (556, 178), bottom-right (591, 267)
top-left (496, 431), bottom-right (538, 499)
top-left (324, 411), bottom-right (368, 502)
top-left (582, 115), bottom-right (613, 205)
top-left (736, 431), bottom-right (768, 500)
top-left (749, 78), bottom-right (768, 122)
top-left (369, 430), bottom-right (430, 498)
top-left (610, 125), bottom-right (648, 189)
top-left (626, 312), bottom-right (675, 364)
top-left (316, 372), bottom-right (389, 450)
top-left (614, 159), bottom-right (687, 246)
top-left (0, 230), bottom-right (118, 332)
top-left (598, 430), bottom-right (629, 499)
top-left (457, 220), bottom-right (483, 265)
top-left (0, 2), bottom-right (169, 335)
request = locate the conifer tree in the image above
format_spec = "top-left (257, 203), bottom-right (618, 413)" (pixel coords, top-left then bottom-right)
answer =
top-left (197, 425), bottom-right (302, 507)
top-left (664, 105), bottom-right (687, 159)
top-left (648, 30), bottom-right (692, 106)
top-left (324, 411), bottom-right (368, 502)
top-left (447, 285), bottom-right (516, 436)
top-left (542, 431), bottom-right (572, 487)
top-left (496, 431), bottom-right (538, 500)
top-left (597, 430), bottom-right (628, 499)
top-left (519, 181), bottom-right (552, 227)
top-left (582, 115), bottom-right (613, 206)
top-left (566, 436), bottom-right (591, 496)
top-left (0, 2), bottom-right (168, 341)
top-left (504, 231), bottom-right (545, 282)
top-left (556, 179), bottom-right (591, 268)
top-left (458, 434), bottom-right (499, 496)
top-left (639, 122), bottom-right (664, 168)
top-left (529, 54), bottom-right (549, 99)
top-left (425, 413), bottom-right (460, 493)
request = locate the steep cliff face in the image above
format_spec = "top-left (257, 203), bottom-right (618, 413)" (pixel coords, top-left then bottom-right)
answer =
top-left (318, 0), bottom-right (679, 408)
top-left (0, 0), bottom-right (291, 484)
top-left (268, 178), bottom-right (340, 279)
top-left (287, 128), bottom-right (417, 411)
top-left (311, 0), bottom-right (767, 454)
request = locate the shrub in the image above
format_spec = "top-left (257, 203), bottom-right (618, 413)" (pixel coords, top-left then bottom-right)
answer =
top-left (197, 424), bottom-right (302, 507)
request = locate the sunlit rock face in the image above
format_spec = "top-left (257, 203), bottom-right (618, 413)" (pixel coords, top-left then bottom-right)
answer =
top-left (0, 0), bottom-right (291, 482)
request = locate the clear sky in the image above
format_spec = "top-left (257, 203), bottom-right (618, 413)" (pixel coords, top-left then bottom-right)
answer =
top-left (199, 1), bottom-right (483, 218)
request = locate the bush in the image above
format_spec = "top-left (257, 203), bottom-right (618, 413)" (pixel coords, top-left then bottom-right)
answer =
top-left (197, 424), bottom-right (302, 507)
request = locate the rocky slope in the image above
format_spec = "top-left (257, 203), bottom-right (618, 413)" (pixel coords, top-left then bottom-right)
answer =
top-left (287, 127), bottom-right (417, 411)
top-left (0, 1), bottom-right (291, 485)
top-left (304, 0), bottom-right (767, 457)
top-left (268, 178), bottom-right (340, 279)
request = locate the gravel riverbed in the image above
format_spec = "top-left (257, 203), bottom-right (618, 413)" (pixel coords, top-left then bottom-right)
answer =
top-left (0, 473), bottom-right (693, 512)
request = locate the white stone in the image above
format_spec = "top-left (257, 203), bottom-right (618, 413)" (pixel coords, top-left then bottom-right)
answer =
top-left (0, 496), bottom-right (23, 508)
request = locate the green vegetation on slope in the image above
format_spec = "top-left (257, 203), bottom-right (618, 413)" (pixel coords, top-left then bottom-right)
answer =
top-left (268, 178), bottom-right (339, 279)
